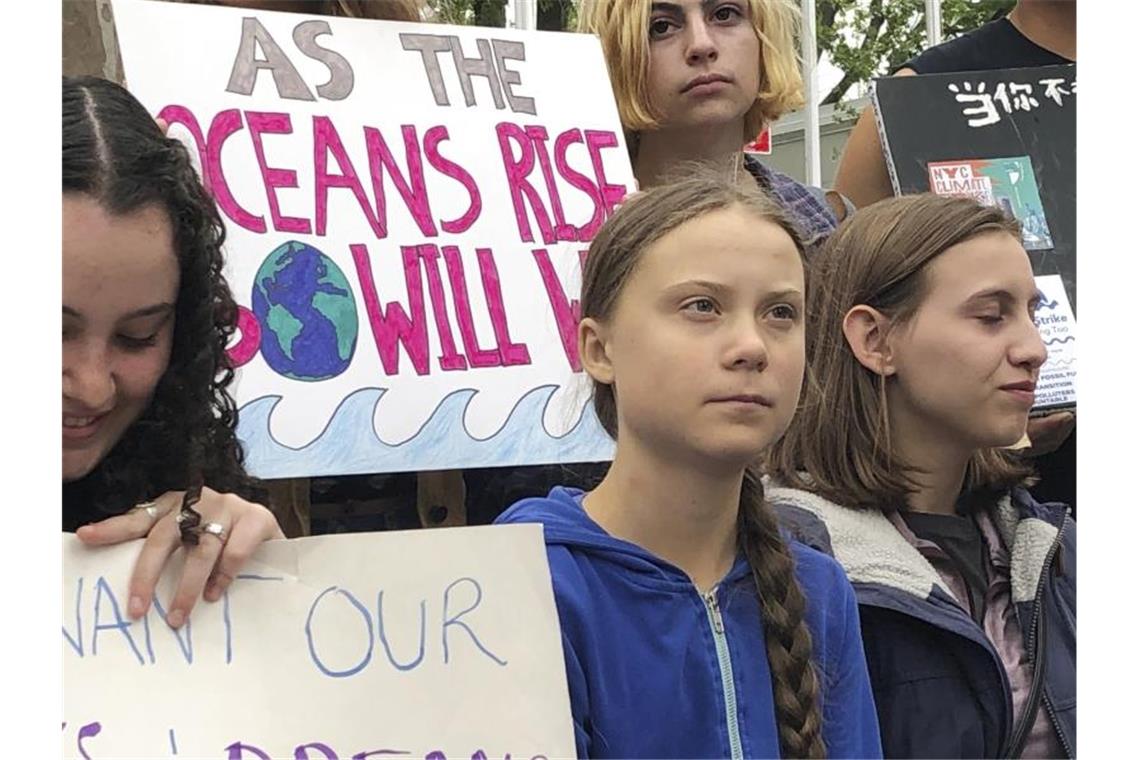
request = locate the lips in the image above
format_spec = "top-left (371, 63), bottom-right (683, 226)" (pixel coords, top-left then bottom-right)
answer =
top-left (62, 412), bottom-right (108, 442)
top-left (710, 394), bottom-right (773, 407)
top-left (682, 73), bottom-right (732, 93)
top-left (999, 380), bottom-right (1037, 406)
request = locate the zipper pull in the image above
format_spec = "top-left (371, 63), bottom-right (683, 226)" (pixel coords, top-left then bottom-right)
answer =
top-left (705, 589), bottom-right (725, 634)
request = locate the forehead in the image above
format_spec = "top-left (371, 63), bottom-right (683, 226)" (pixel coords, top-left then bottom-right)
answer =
top-left (921, 231), bottom-right (1036, 300)
top-left (627, 205), bottom-right (804, 292)
top-left (63, 195), bottom-right (178, 302)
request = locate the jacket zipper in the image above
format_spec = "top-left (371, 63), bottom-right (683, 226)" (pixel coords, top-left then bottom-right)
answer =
top-left (702, 587), bottom-right (744, 760)
top-left (1005, 520), bottom-right (1070, 758)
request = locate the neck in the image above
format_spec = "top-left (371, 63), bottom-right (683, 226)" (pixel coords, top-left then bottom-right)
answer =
top-left (888, 397), bottom-right (973, 516)
top-left (634, 119), bottom-right (749, 189)
top-left (1008, 0), bottom-right (1076, 61)
top-left (584, 437), bottom-right (742, 591)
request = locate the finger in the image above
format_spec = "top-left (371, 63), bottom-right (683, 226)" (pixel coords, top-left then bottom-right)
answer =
top-left (126, 510), bottom-right (182, 620)
top-left (156, 117), bottom-right (170, 135)
top-left (165, 526), bottom-right (227, 628)
top-left (75, 492), bottom-right (177, 546)
top-left (205, 505), bottom-right (281, 601)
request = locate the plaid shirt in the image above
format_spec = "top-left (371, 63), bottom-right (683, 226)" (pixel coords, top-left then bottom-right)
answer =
top-left (744, 154), bottom-right (843, 251)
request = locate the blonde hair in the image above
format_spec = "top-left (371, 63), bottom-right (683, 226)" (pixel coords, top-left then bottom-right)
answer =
top-left (766, 194), bottom-right (1035, 511)
top-left (577, 0), bottom-right (804, 142)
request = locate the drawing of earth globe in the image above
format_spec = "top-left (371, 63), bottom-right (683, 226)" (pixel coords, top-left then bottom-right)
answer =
top-left (251, 241), bottom-right (358, 381)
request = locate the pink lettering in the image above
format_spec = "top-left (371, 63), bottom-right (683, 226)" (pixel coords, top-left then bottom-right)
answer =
top-left (496, 122), bottom-right (555, 245)
top-left (440, 246), bottom-right (502, 368)
top-left (313, 116), bottom-right (383, 238)
top-left (412, 244), bottom-right (468, 371)
top-left (246, 111), bottom-right (311, 234)
top-left (424, 126), bottom-right (482, 234)
top-left (351, 243), bottom-right (430, 376)
top-left (205, 109), bottom-right (267, 233)
top-left (584, 130), bottom-right (629, 220)
top-left (364, 125), bottom-right (438, 238)
top-left (533, 248), bottom-right (580, 370)
top-left (554, 129), bottom-right (605, 240)
top-left (476, 248), bottom-right (530, 366)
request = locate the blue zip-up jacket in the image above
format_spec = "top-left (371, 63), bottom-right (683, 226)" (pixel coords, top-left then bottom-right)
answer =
top-left (768, 484), bottom-right (1075, 758)
top-left (496, 487), bottom-right (883, 759)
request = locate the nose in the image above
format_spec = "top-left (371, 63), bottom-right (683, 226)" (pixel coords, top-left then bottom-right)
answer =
top-left (724, 318), bottom-right (769, 372)
top-left (1013, 313), bottom-right (1049, 372)
top-left (685, 17), bottom-right (718, 65)
top-left (63, 342), bottom-right (116, 413)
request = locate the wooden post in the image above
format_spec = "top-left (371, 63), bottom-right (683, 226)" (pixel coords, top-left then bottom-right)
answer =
top-left (416, 470), bottom-right (467, 528)
top-left (263, 478), bottom-right (313, 538)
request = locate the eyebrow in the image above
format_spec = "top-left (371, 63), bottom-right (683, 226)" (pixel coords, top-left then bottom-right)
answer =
top-left (651, 0), bottom-right (722, 14)
top-left (663, 281), bottom-right (803, 300)
top-left (964, 288), bottom-right (1041, 308)
top-left (62, 303), bottom-right (176, 321)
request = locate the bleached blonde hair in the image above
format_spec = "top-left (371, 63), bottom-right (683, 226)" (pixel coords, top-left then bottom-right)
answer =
top-left (578, 0), bottom-right (804, 143)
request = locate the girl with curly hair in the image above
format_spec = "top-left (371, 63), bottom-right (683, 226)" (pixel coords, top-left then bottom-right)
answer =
top-left (63, 75), bottom-right (284, 630)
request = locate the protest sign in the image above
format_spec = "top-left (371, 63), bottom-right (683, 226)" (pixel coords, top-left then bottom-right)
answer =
top-left (872, 65), bottom-right (1076, 312)
top-left (62, 525), bottom-right (574, 759)
top-left (1033, 275), bottom-right (1076, 413)
top-left (111, 0), bottom-right (634, 478)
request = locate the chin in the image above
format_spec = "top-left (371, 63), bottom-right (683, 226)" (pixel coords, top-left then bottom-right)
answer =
top-left (62, 451), bottom-right (102, 483)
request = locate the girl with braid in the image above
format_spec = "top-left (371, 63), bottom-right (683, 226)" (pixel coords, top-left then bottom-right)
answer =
top-left (495, 173), bottom-right (882, 759)
top-left (766, 195), bottom-right (1076, 758)
top-left (63, 76), bottom-right (284, 630)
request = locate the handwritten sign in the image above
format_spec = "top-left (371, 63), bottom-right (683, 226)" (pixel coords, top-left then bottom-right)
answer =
top-left (1033, 275), bottom-right (1076, 412)
top-left (872, 65), bottom-right (1076, 312)
top-left (62, 525), bottom-right (574, 759)
top-left (111, 0), bottom-right (633, 477)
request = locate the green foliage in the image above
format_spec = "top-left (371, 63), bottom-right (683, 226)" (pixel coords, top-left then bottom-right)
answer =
top-left (425, 0), bottom-right (576, 29)
top-left (817, 0), bottom-right (1015, 104)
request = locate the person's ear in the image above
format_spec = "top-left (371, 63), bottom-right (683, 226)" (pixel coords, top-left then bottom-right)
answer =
top-left (578, 317), bottom-right (614, 385)
top-left (842, 305), bottom-right (897, 376)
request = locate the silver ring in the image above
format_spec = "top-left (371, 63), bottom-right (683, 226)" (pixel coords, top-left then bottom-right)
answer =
top-left (199, 521), bottom-right (227, 542)
top-left (131, 500), bottom-right (161, 520)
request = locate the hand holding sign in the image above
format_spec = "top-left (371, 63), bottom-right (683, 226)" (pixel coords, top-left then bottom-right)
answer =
top-left (75, 487), bottom-right (284, 627)
top-left (63, 525), bottom-right (573, 759)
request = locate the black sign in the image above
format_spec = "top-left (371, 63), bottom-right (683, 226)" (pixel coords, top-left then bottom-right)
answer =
top-left (873, 64), bottom-right (1076, 312)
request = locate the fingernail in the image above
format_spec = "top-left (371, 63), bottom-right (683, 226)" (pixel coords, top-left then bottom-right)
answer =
top-left (167, 609), bottom-right (185, 629)
top-left (128, 596), bottom-right (146, 618)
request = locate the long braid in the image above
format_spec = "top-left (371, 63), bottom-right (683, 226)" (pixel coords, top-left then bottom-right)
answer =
top-left (738, 467), bottom-right (826, 758)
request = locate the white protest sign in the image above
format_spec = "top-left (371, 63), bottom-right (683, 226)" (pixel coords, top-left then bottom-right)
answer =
top-left (1034, 274), bottom-right (1076, 411)
top-left (62, 526), bottom-right (574, 759)
top-left (111, 0), bottom-right (632, 478)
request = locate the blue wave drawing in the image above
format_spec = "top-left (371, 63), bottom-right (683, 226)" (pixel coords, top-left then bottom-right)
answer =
top-left (1044, 336), bottom-right (1075, 346)
top-left (236, 385), bottom-right (615, 479)
top-left (1038, 297), bottom-right (1060, 310)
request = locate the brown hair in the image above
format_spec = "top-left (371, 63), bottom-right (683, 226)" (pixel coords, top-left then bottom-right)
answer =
top-left (582, 172), bottom-right (825, 758)
top-left (766, 193), bottom-right (1034, 511)
top-left (185, 0), bottom-right (423, 21)
top-left (577, 0), bottom-right (804, 146)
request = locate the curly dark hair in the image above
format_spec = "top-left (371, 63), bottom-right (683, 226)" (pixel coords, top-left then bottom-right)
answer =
top-left (62, 76), bottom-right (266, 529)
